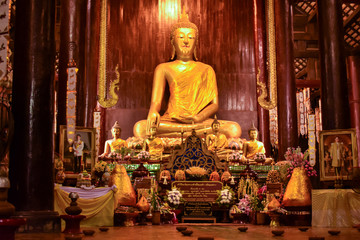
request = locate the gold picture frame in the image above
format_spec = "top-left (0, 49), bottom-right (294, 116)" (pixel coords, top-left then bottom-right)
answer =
top-left (59, 125), bottom-right (96, 173)
top-left (319, 129), bottom-right (358, 181)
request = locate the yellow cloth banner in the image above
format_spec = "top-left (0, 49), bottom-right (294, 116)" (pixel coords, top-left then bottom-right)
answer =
top-left (54, 185), bottom-right (114, 227)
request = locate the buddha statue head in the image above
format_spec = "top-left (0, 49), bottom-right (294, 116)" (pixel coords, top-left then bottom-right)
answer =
top-left (248, 123), bottom-right (258, 140)
top-left (170, 10), bottom-right (199, 60)
top-left (211, 115), bottom-right (220, 133)
top-left (111, 121), bottom-right (121, 139)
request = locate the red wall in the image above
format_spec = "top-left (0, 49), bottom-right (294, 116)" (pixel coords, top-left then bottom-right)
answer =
top-left (104, 0), bottom-right (256, 139)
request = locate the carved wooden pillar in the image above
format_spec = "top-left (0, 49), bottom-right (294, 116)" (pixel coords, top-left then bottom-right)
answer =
top-left (317, 0), bottom-right (350, 130)
top-left (9, 0), bottom-right (60, 232)
top-left (347, 55), bottom-right (360, 167)
top-left (253, 0), bottom-right (271, 156)
top-left (57, 0), bottom-right (87, 134)
top-left (275, 0), bottom-right (298, 159)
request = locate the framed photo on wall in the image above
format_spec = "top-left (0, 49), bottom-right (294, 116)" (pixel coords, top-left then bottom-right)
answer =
top-left (59, 125), bottom-right (96, 173)
top-left (319, 129), bottom-right (358, 181)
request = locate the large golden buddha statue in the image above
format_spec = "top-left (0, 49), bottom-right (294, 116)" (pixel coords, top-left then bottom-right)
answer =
top-left (133, 11), bottom-right (241, 138)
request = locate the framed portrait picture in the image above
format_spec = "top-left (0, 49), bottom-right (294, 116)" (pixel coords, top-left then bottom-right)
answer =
top-left (59, 125), bottom-right (96, 173)
top-left (319, 129), bottom-right (358, 181)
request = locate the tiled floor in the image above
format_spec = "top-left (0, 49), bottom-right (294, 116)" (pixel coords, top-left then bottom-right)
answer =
top-left (15, 224), bottom-right (360, 240)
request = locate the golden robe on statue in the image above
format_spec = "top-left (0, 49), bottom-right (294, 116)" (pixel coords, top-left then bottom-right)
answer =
top-left (207, 133), bottom-right (229, 152)
top-left (110, 139), bottom-right (127, 152)
top-left (244, 140), bottom-right (265, 159)
top-left (147, 138), bottom-right (164, 157)
top-left (162, 63), bottom-right (217, 121)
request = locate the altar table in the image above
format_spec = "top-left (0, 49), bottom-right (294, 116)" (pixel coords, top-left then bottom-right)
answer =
top-left (54, 184), bottom-right (115, 227)
top-left (312, 189), bottom-right (360, 227)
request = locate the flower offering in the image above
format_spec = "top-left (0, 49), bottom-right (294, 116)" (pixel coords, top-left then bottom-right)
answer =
top-left (285, 147), bottom-right (317, 178)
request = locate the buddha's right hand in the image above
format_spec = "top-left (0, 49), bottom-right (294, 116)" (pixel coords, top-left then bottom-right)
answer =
top-left (146, 112), bottom-right (160, 135)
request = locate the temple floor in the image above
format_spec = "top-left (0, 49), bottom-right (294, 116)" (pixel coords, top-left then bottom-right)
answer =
top-left (15, 224), bottom-right (359, 240)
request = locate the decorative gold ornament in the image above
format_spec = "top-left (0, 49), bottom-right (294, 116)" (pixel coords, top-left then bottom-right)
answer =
top-left (257, 0), bottom-right (277, 110)
top-left (98, 0), bottom-right (119, 108)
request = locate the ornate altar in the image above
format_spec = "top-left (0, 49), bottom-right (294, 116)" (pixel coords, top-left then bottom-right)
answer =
top-left (165, 130), bottom-right (225, 180)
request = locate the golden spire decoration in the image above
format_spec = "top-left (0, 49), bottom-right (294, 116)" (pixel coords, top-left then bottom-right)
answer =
top-left (97, 0), bottom-right (120, 108)
top-left (257, 0), bottom-right (277, 110)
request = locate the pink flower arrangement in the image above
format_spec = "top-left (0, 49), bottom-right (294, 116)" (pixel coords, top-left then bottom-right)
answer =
top-left (285, 147), bottom-right (317, 178)
top-left (237, 195), bottom-right (251, 215)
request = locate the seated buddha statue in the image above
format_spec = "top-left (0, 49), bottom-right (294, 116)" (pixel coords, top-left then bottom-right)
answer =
top-left (206, 116), bottom-right (228, 151)
top-left (143, 123), bottom-right (164, 160)
top-left (243, 125), bottom-right (271, 164)
top-left (205, 116), bottom-right (233, 160)
top-left (133, 11), bottom-right (241, 139)
top-left (100, 121), bottom-right (128, 157)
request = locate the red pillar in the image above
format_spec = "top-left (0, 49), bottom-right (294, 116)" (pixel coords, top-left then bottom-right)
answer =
top-left (83, 0), bottom-right (100, 127)
top-left (275, 0), bottom-right (298, 159)
top-left (9, 0), bottom-right (60, 232)
top-left (317, 0), bottom-right (350, 130)
top-left (347, 55), bottom-right (360, 167)
top-left (253, 0), bottom-right (271, 156)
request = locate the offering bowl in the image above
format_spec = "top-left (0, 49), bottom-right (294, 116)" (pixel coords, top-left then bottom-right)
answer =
top-left (328, 230), bottom-right (340, 236)
top-left (99, 227), bottom-right (109, 232)
top-left (271, 230), bottom-right (284, 236)
top-left (83, 230), bottom-right (95, 236)
top-left (176, 226), bottom-right (187, 232)
top-left (298, 227), bottom-right (309, 232)
top-left (238, 226), bottom-right (248, 232)
top-left (181, 230), bottom-right (193, 236)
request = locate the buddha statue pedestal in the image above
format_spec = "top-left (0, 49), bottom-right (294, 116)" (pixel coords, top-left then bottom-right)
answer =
top-left (60, 215), bottom-right (86, 234)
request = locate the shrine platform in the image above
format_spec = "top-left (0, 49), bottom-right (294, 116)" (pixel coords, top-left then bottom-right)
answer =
top-left (14, 224), bottom-right (360, 240)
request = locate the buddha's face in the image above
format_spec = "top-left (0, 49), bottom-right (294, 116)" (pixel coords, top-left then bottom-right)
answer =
top-left (212, 123), bottom-right (220, 132)
top-left (173, 27), bottom-right (196, 57)
top-left (112, 128), bottom-right (121, 139)
top-left (249, 130), bottom-right (258, 140)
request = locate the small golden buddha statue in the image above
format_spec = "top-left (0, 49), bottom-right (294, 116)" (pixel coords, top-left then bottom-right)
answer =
top-left (133, 10), bottom-right (241, 138)
top-left (100, 121), bottom-right (128, 157)
top-left (143, 123), bottom-right (164, 160)
top-left (243, 125), bottom-right (268, 164)
top-left (206, 116), bottom-right (229, 151)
